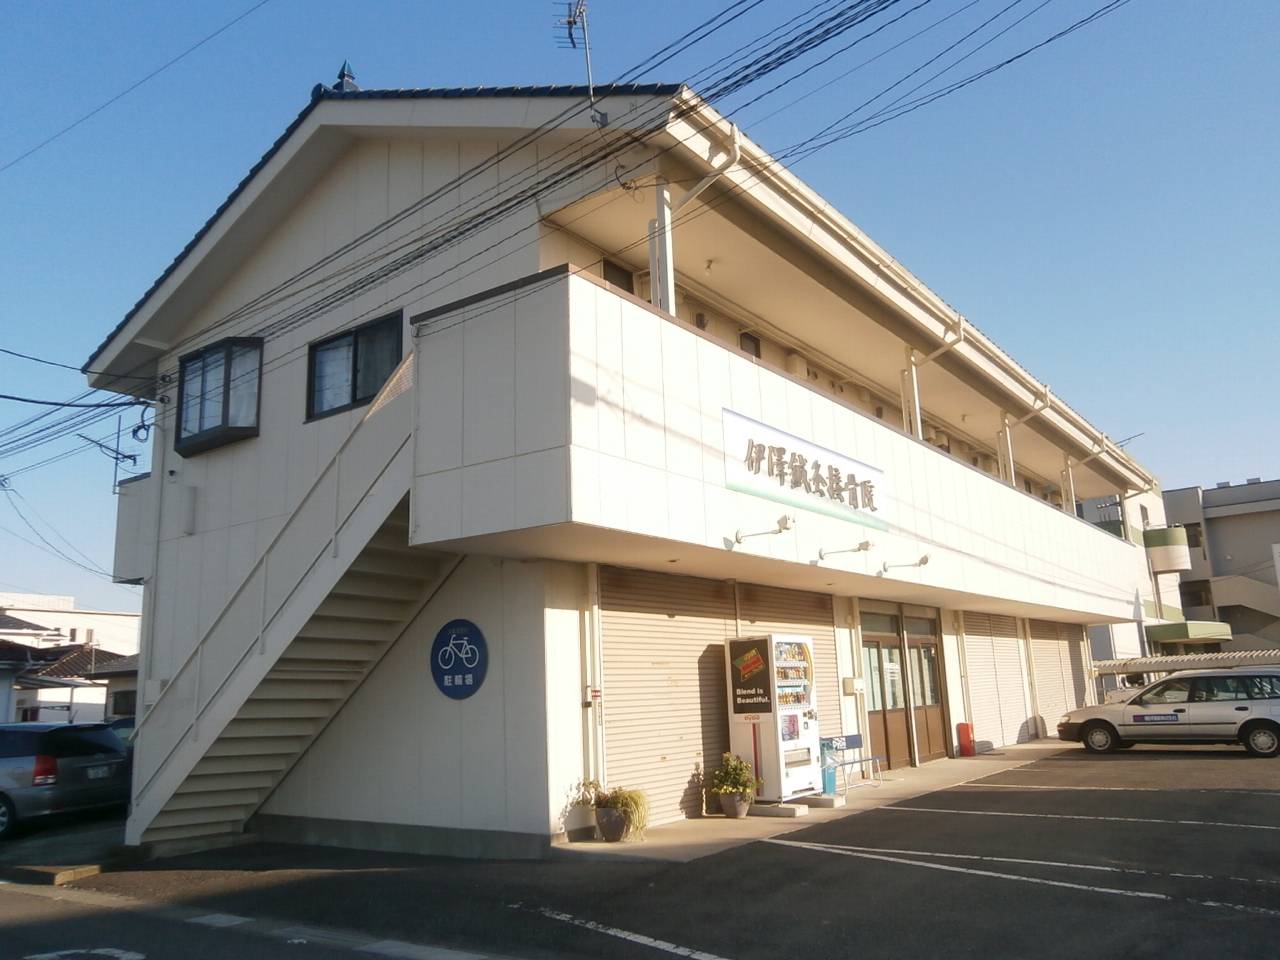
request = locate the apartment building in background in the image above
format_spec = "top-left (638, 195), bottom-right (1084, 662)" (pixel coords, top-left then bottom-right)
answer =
top-left (89, 71), bottom-right (1183, 855)
top-left (1164, 478), bottom-right (1280, 651)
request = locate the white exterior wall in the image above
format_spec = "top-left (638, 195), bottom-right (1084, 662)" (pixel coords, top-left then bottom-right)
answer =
top-left (263, 556), bottom-right (586, 840)
top-left (412, 273), bottom-right (1147, 624)
top-left (132, 136), bottom-right (543, 707)
top-left (13, 686), bottom-right (107, 724)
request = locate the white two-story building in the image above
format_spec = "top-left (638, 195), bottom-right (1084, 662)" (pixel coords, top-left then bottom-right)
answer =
top-left (92, 71), bottom-right (1185, 857)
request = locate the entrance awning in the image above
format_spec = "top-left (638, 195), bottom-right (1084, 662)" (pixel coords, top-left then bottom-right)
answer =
top-left (1094, 649), bottom-right (1280, 676)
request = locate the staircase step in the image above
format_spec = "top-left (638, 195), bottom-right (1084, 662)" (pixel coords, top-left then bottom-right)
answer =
top-left (237, 698), bottom-right (338, 720)
top-left (366, 527), bottom-right (414, 553)
top-left (150, 806), bottom-right (256, 832)
top-left (282, 640), bottom-right (384, 663)
top-left (250, 679), bottom-right (353, 701)
top-left (177, 771), bottom-right (278, 793)
top-left (205, 738), bottom-right (308, 758)
top-left (313, 595), bottom-right (413, 623)
top-left (347, 551), bottom-right (435, 580)
top-left (192, 752), bottom-right (296, 774)
top-left (332, 571), bottom-right (425, 602)
top-left (166, 788), bottom-right (266, 812)
top-left (221, 717), bottom-right (319, 739)
top-left (268, 663), bottom-right (368, 681)
top-left (143, 820), bottom-right (242, 845)
top-left (293, 619), bottom-right (390, 643)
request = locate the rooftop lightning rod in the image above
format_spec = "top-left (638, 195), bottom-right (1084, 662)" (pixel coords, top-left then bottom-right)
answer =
top-left (556, 1), bottom-right (607, 127)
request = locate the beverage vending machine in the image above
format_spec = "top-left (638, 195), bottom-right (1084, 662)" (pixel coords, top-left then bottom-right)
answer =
top-left (724, 634), bottom-right (821, 802)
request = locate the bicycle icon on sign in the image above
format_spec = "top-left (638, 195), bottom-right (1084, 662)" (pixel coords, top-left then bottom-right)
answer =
top-left (437, 632), bottom-right (480, 670)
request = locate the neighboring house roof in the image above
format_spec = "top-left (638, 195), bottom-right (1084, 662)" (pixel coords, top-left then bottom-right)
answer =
top-left (84, 652), bottom-right (139, 679)
top-left (29, 645), bottom-right (126, 679)
top-left (82, 76), bottom-right (682, 374)
top-left (0, 639), bottom-right (65, 669)
top-left (0, 612), bottom-right (53, 632)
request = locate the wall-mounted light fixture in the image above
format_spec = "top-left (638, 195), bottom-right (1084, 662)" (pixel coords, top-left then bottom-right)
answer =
top-left (735, 514), bottom-right (794, 545)
top-left (880, 554), bottom-right (930, 575)
top-left (818, 541), bottom-right (873, 560)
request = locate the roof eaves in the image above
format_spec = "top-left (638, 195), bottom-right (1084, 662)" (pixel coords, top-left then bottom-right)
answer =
top-left (82, 82), bottom-right (683, 378)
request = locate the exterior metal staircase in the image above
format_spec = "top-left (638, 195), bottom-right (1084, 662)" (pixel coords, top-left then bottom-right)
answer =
top-left (127, 357), bottom-right (455, 847)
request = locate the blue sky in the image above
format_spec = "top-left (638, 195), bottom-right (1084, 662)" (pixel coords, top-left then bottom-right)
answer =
top-left (1, 0), bottom-right (1276, 610)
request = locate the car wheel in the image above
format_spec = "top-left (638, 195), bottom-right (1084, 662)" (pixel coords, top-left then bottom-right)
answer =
top-left (1081, 721), bottom-right (1118, 754)
top-left (1241, 722), bottom-right (1280, 758)
top-left (0, 795), bottom-right (15, 841)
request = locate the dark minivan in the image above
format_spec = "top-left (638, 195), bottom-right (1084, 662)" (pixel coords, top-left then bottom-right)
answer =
top-left (0, 723), bottom-right (130, 839)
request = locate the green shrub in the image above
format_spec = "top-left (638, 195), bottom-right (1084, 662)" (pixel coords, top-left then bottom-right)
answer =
top-left (710, 753), bottom-right (758, 799)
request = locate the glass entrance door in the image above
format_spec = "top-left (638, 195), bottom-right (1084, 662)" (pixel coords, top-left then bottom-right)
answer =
top-left (862, 613), bottom-right (912, 769)
top-left (906, 618), bottom-right (947, 761)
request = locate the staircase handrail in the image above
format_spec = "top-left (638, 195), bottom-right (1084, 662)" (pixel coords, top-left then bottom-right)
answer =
top-left (133, 355), bottom-right (415, 802)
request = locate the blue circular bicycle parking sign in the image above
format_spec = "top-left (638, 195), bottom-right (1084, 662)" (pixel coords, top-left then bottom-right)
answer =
top-left (430, 618), bottom-right (488, 700)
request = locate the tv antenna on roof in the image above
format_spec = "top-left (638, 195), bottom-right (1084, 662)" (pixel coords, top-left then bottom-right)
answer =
top-left (556, 1), bottom-right (607, 127)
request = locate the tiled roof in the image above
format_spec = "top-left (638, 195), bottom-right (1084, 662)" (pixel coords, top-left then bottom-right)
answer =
top-left (82, 81), bottom-right (682, 376)
top-left (30, 645), bottom-right (126, 679)
top-left (0, 639), bottom-right (62, 668)
top-left (84, 652), bottom-right (139, 677)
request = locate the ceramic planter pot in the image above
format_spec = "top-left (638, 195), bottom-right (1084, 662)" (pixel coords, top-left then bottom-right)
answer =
top-left (719, 794), bottom-right (752, 819)
top-left (596, 806), bottom-right (628, 842)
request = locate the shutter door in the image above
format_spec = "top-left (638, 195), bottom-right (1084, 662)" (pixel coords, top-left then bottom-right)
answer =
top-left (961, 613), bottom-right (1004, 752)
top-left (1029, 620), bottom-right (1090, 728)
top-left (963, 613), bottom-right (1033, 750)
top-left (736, 583), bottom-right (842, 740)
top-left (1062, 623), bottom-right (1089, 711)
top-left (1030, 619), bottom-right (1069, 733)
top-left (992, 615), bottom-right (1033, 745)
top-left (600, 567), bottom-right (734, 825)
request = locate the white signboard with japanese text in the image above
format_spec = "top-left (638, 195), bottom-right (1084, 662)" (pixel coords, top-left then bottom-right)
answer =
top-left (722, 408), bottom-right (889, 531)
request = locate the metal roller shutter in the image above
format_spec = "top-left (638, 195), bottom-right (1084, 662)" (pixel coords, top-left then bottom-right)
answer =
top-left (1029, 620), bottom-right (1090, 732)
top-left (1062, 623), bottom-right (1089, 711)
top-left (992, 615), bottom-right (1033, 745)
top-left (735, 583), bottom-right (842, 740)
top-left (963, 613), bottom-right (1033, 750)
top-left (600, 567), bottom-right (734, 825)
top-left (1030, 619), bottom-right (1070, 734)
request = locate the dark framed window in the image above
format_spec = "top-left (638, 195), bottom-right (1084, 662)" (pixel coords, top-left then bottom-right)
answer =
top-left (175, 338), bottom-right (263, 456)
top-left (307, 313), bottom-right (403, 420)
top-left (739, 332), bottom-right (762, 358)
top-left (110, 689), bottom-right (137, 717)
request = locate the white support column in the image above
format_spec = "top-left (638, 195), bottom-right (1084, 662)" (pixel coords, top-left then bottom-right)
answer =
top-left (1061, 454), bottom-right (1077, 514)
top-left (648, 179), bottom-right (676, 315)
top-left (998, 414), bottom-right (1016, 486)
top-left (905, 346), bottom-right (923, 440)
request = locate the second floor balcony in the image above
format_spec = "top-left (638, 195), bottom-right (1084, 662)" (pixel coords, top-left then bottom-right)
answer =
top-left (407, 267), bottom-right (1146, 624)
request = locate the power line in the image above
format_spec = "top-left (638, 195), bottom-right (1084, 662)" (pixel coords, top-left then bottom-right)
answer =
top-left (0, 347), bottom-right (153, 381)
top-left (1, 0), bottom-right (277, 175)
top-left (0, 393), bottom-right (147, 409)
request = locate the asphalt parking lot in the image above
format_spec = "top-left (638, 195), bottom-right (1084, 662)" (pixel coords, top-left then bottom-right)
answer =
top-left (9, 743), bottom-right (1275, 960)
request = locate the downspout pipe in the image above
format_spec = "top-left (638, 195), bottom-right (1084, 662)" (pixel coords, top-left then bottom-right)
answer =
top-left (647, 123), bottom-right (740, 312)
top-left (672, 123), bottom-right (740, 213)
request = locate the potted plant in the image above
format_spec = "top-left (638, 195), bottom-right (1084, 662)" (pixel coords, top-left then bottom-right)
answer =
top-left (593, 785), bottom-right (649, 842)
top-left (710, 753), bottom-right (758, 818)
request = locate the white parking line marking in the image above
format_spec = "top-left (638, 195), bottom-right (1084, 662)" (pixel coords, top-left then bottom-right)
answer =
top-left (960, 782), bottom-right (1280, 797)
top-left (765, 841), bottom-right (1280, 888)
top-left (537, 908), bottom-right (735, 960)
top-left (765, 840), bottom-right (1280, 919)
top-left (764, 839), bottom-right (1168, 900)
top-left (883, 805), bottom-right (1280, 831)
